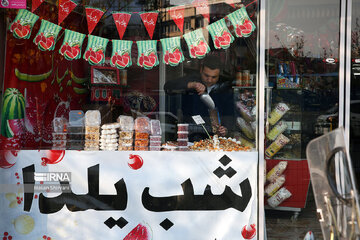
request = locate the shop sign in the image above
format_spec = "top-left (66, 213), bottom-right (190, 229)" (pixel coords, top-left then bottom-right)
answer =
top-left (0, 151), bottom-right (258, 239)
top-left (0, 0), bottom-right (26, 9)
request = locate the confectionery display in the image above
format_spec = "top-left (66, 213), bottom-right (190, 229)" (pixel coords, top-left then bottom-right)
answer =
top-left (190, 136), bottom-right (250, 151)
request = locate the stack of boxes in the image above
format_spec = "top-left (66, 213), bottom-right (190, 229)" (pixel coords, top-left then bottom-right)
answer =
top-left (177, 124), bottom-right (189, 151)
top-left (134, 117), bottom-right (150, 151)
top-left (149, 119), bottom-right (161, 151)
top-left (118, 115), bottom-right (134, 151)
top-left (67, 110), bottom-right (84, 150)
top-left (52, 117), bottom-right (67, 150)
top-left (84, 110), bottom-right (101, 151)
top-left (100, 123), bottom-right (120, 151)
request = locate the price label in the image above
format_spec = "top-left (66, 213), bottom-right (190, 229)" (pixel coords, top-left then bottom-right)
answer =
top-left (192, 115), bottom-right (205, 125)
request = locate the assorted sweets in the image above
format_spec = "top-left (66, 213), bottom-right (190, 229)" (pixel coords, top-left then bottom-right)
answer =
top-left (50, 111), bottom-right (253, 152)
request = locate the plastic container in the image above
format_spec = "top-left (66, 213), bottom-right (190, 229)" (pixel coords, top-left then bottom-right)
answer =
top-left (134, 146), bottom-right (149, 151)
top-left (117, 115), bottom-right (134, 131)
top-left (101, 122), bottom-right (120, 130)
top-left (135, 139), bottom-right (149, 147)
top-left (85, 110), bottom-right (101, 126)
top-left (119, 131), bottom-right (133, 139)
top-left (67, 126), bottom-right (84, 134)
top-left (85, 126), bottom-right (100, 133)
top-left (52, 133), bottom-right (67, 140)
top-left (53, 117), bottom-right (67, 133)
top-left (150, 146), bottom-right (161, 151)
top-left (118, 144), bottom-right (133, 151)
top-left (150, 135), bottom-right (161, 141)
top-left (118, 138), bottom-right (133, 145)
top-left (134, 117), bottom-right (150, 133)
top-left (178, 146), bottom-right (190, 151)
top-left (177, 131), bottom-right (188, 139)
top-left (69, 110), bottom-right (84, 127)
top-left (177, 123), bottom-right (189, 132)
top-left (177, 139), bottom-right (188, 146)
top-left (135, 132), bottom-right (149, 139)
top-left (149, 141), bottom-right (161, 146)
top-left (150, 119), bottom-right (162, 135)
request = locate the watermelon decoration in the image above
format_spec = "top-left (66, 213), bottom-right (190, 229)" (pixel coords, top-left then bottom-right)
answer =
top-left (111, 40), bottom-right (132, 69)
top-left (183, 29), bottom-right (210, 59)
top-left (59, 30), bottom-right (86, 61)
top-left (207, 19), bottom-right (234, 50)
top-left (83, 35), bottom-right (108, 65)
top-left (33, 20), bottom-right (62, 51)
top-left (1, 88), bottom-right (25, 138)
top-left (227, 7), bottom-right (256, 38)
top-left (160, 37), bottom-right (184, 66)
top-left (137, 40), bottom-right (159, 70)
top-left (9, 9), bottom-right (39, 40)
top-left (123, 222), bottom-right (152, 240)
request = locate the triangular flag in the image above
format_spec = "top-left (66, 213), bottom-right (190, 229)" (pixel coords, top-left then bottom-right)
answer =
top-left (59, 30), bottom-right (86, 61)
top-left (225, 0), bottom-right (235, 8)
top-left (9, 9), bottom-right (39, 39)
top-left (168, 6), bottom-right (185, 33)
top-left (227, 7), bottom-right (256, 38)
top-left (85, 6), bottom-right (105, 35)
top-left (136, 40), bottom-right (159, 70)
top-left (32, 0), bottom-right (44, 12)
top-left (207, 19), bottom-right (234, 49)
top-left (160, 37), bottom-right (184, 66)
top-left (111, 40), bottom-right (133, 69)
top-left (192, 0), bottom-right (210, 23)
top-left (112, 12), bottom-right (131, 40)
top-left (34, 20), bottom-right (62, 51)
top-left (139, 11), bottom-right (158, 39)
top-left (58, 0), bottom-right (78, 25)
top-left (183, 29), bottom-right (210, 59)
top-left (83, 35), bottom-right (108, 65)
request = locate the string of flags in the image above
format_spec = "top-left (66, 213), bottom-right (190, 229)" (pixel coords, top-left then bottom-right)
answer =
top-left (9, 3), bottom-right (255, 70)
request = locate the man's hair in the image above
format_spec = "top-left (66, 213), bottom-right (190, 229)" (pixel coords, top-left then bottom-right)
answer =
top-left (202, 55), bottom-right (223, 71)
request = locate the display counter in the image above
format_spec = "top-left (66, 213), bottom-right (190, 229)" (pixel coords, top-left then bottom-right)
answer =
top-left (0, 150), bottom-right (258, 240)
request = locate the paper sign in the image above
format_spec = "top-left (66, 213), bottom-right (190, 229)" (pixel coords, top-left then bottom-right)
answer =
top-left (0, 0), bottom-right (26, 8)
top-left (192, 115), bottom-right (205, 125)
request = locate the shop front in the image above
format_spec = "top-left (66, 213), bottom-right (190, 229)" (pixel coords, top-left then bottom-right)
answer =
top-left (0, 0), bottom-right (359, 239)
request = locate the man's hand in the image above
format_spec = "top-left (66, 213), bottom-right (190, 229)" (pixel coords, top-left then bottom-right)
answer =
top-left (187, 82), bottom-right (206, 95)
top-left (216, 125), bottom-right (228, 137)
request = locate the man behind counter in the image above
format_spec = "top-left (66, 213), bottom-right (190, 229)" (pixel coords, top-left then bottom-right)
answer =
top-left (164, 55), bottom-right (234, 138)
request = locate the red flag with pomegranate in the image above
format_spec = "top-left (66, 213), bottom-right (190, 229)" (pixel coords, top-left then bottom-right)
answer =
top-left (31, 0), bottom-right (44, 12)
top-left (58, 0), bottom-right (78, 25)
top-left (112, 12), bottom-right (132, 40)
top-left (192, 0), bottom-right (210, 23)
top-left (85, 6), bottom-right (104, 35)
top-left (139, 11), bottom-right (158, 39)
top-left (169, 6), bottom-right (185, 33)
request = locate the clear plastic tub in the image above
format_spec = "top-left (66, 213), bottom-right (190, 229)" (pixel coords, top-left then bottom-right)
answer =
top-left (118, 115), bottom-right (134, 131)
top-left (53, 117), bottom-right (67, 133)
top-left (177, 131), bottom-right (189, 139)
top-left (135, 139), bottom-right (149, 147)
top-left (149, 141), bottom-right (161, 146)
top-left (119, 131), bottom-right (133, 139)
top-left (150, 146), bottom-right (161, 151)
top-left (85, 110), bottom-right (101, 126)
top-left (150, 119), bottom-right (162, 135)
top-left (134, 146), bottom-right (149, 151)
top-left (135, 132), bottom-right (149, 139)
top-left (69, 110), bottom-right (84, 126)
top-left (150, 135), bottom-right (161, 141)
top-left (52, 133), bottom-right (67, 140)
top-left (177, 139), bottom-right (189, 146)
top-left (134, 117), bottom-right (150, 133)
top-left (177, 123), bottom-right (189, 132)
top-left (118, 144), bottom-right (133, 151)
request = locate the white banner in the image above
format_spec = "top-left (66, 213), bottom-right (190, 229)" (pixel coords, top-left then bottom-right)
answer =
top-left (0, 150), bottom-right (258, 240)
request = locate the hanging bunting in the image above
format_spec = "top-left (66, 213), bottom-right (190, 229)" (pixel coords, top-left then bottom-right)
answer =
top-left (137, 40), bottom-right (159, 70)
top-left (112, 12), bottom-right (131, 40)
top-left (169, 6), bottom-right (185, 33)
top-left (111, 40), bottom-right (132, 69)
top-left (83, 35), bottom-right (108, 65)
top-left (9, 9), bottom-right (39, 39)
top-left (160, 37), bottom-right (184, 66)
top-left (227, 7), bottom-right (256, 38)
top-left (32, 0), bottom-right (44, 12)
top-left (225, 0), bottom-right (235, 8)
top-left (183, 29), bottom-right (210, 59)
top-left (139, 11), bottom-right (158, 39)
top-left (85, 6), bottom-right (105, 35)
top-left (59, 29), bottom-right (85, 61)
top-left (33, 20), bottom-right (62, 51)
top-left (58, 0), bottom-right (78, 25)
top-left (192, 0), bottom-right (210, 22)
top-left (207, 19), bottom-right (234, 49)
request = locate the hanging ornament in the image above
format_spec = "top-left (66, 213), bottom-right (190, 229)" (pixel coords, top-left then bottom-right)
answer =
top-left (33, 20), bottom-right (62, 51)
top-left (58, 0), bottom-right (78, 25)
top-left (207, 19), bottom-right (234, 49)
top-left (111, 40), bottom-right (132, 69)
top-left (169, 6), bottom-right (185, 33)
top-left (59, 29), bottom-right (85, 61)
top-left (160, 37), bottom-right (184, 66)
top-left (137, 40), bottom-right (159, 70)
top-left (227, 7), bottom-right (256, 38)
top-left (192, 0), bottom-right (210, 23)
top-left (183, 29), bottom-right (210, 59)
top-left (139, 11), bottom-right (158, 39)
top-left (9, 9), bottom-right (39, 39)
top-left (31, 0), bottom-right (44, 12)
top-left (85, 6), bottom-right (105, 35)
top-left (83, 35), bottom-right (108, 65)
top-left (112, 12), bottom-right (131, 40)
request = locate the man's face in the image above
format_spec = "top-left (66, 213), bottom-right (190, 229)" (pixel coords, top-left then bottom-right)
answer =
top-left (200, 66), bottom-right (220, 87)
